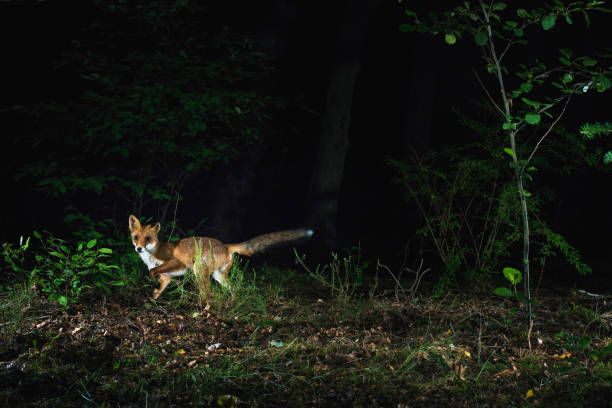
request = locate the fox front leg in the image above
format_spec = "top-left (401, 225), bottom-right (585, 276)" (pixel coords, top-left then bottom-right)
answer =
top-left (148, 259), bottom-right (187, 299)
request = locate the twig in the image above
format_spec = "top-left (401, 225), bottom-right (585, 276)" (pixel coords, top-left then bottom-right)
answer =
top-left (527, 318), bottom-right (534, 353)
top-left (168, 192), bottom-right (181, 240)
top-left (472, 69), bottom-right (505, 116)
top-left (524, 95), bottom-right (572, 168)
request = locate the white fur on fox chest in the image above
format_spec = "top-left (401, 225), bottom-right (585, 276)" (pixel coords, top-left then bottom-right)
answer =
top-left (137, 247), bottom-right (188, 277)
top-left (138, 250), bottom-right (163, 270)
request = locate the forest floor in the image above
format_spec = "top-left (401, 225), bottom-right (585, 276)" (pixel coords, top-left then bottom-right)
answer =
top-left (2, 267), bottom-right (612, 407)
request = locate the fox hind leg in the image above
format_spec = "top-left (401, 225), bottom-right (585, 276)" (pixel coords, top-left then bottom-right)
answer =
top-left (212, 261), bottom-right (232, 290)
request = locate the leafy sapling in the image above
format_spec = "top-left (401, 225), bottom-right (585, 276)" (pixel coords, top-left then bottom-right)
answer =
top-left (495, 267), bottom-right (527, 303)
top-left (399, 0), bottom-right (611, 326)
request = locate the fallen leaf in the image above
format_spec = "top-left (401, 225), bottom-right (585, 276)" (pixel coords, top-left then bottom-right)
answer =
top-left (207, 343), bottom-right (221, 351)
top-left (217, 394), bottom-right (238, 407)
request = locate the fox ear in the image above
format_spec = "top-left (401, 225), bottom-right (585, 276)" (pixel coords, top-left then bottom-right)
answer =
top-left (129, 215), bottom-right (141, 231)
top-left (152, 222), bottom-right (161, 234)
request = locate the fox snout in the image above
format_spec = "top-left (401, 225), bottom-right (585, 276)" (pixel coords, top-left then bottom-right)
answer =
top-left (135, 246), bottom-right (144, 253)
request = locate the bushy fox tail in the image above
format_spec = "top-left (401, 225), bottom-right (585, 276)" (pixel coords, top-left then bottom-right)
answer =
top-left (227, 228), bottom-right (314, 257)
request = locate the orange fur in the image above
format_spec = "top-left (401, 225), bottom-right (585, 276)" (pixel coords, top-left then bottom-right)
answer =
top-left (128, 215), bottom-right (313, 299)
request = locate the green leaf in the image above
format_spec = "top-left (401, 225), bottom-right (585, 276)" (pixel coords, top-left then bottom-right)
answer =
top-left (86, 239), bottom-right (97, 249)
top-left (514, 28), bottom-right (524, 37)
top-left (542, 15), bottom-right (556, 30)
top-left (33, 230), bottom-right (42, 240)
top-left (565, 14), bottom-right (573, 24)
top-left (595, 75), bottom-right (611, 92)
top-left (269, 340), bottom-right (285, 348)
top-left (520, 82), bottom-right (533, 93)
top-left (474, 31), bottom-right (488, 46)
top-left (444, 33), bottom-right (457, 45)
top-left (492, 2), bottom-right (506, 11)
top-left (503, 147), bottom-right (516, 159)
top-left (516, 8), bottom-right (529, 18)
top-left (521, 97), bottom-right (541, 109)
top-left (58, 296), bottom-right (68, 307)
top-left (525, 113), bottom-right (541, 125)
top-left (99, 248), bottom-right (113, 254)
top-left (399, 24), bottom-right (414, 32)
top-left (49, 251), bottom-right (65, 259)
top-left (503, 267), bottom-right (522, 284)
top-left (559, 56), bottom-right (571, 66)
top-left (559, 48), bottom-right (573, 58)
top-left (582, 59), bottom-right (597, 67)
top-left (578, 335), bottom-right (592, 349)
top-left (495, 287), bottom-right (513, 297)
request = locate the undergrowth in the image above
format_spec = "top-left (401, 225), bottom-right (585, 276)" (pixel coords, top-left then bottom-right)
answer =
top-left (2, 244), bottom-right (612, 407)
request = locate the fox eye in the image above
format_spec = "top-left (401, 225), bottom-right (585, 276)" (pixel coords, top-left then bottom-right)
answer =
top-left (133, 235), bottom-right (138, 241)
top-left (145, 236), bottom-right (151, 242)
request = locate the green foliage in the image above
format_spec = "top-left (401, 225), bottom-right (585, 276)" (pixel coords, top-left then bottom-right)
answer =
top-left (555, 331), bottom-right (593, 356)
top-left (398, 2), bottom-right (610, 317)
top-left (10, 0), bottom-right (281, 228)
top-left (494, 267), bottom-right (526, 300)
top-left (400, 1), bottom-right (611, 129)
top-left (503, 266), bottom-right (521, 285)
top-left (0, 284), bottom-right (33, 344)
top-left (2, 232), bottom-right (123, 309)
top-left (294, 247), bottom-right (370, 302)
top-left (389, 105), bottom-right (593, 291)
top-left (581, 122), bottom-right (612, 163)
top-left (2, 236), bottom-right (31, 281)
top-left (389, 139), bottom-right (519, 290)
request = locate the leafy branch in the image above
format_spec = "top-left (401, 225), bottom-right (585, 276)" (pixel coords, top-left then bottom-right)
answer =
top-left (399, 0), bottom-right (611, 327)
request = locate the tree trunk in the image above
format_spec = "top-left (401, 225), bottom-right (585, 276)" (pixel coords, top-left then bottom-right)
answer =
top-left (309, 0), bottom-right (380, 248)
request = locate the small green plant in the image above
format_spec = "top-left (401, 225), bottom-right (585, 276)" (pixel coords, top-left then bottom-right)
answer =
top-left (192, 237), bottom-right (212, 303)
top-left (555, 331), bottom-right (593, 361)
top-left (0, 284), bottom-right (33, 344)
top-left (494, 267), bottom-right (525, 301)
top-left (211, 259), bottom-right (271, 320)
top-left (3, 231), bottom-right (123, 308)
top-left (294, 246), bottom-right (369, 302)
top-left (377, 258), bottom-right (430, 303)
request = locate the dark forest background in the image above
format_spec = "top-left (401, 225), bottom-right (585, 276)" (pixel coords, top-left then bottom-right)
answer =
top-left (1, 0), bottom-right (611, 293)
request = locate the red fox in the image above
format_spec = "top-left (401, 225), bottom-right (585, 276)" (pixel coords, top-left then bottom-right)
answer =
top-left (128, 215), bottom-right (313, 299)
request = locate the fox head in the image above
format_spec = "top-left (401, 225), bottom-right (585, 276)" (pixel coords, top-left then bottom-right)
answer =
top-left (128, 215), bottom-right (160, 254)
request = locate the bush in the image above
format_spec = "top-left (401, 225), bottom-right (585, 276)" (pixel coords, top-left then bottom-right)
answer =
top-left (2, 231), bottom-right (123, 308)
top-left (389, 107), bottom-right (591, 294)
